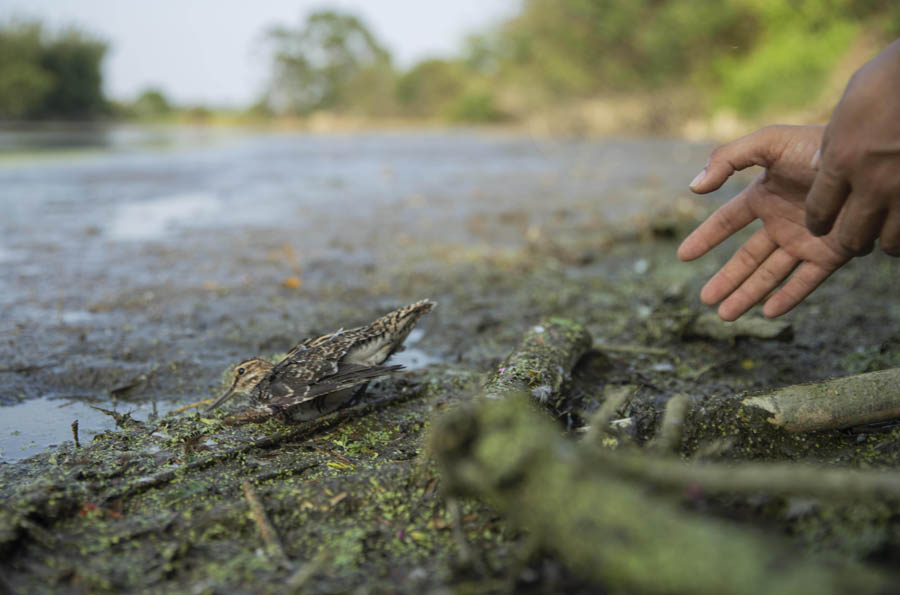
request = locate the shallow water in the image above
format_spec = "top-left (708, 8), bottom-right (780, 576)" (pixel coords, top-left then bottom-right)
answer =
top-left (0, 125), bottom-right (721, 462)
top-left (0, 396), bottom-right (177, 462)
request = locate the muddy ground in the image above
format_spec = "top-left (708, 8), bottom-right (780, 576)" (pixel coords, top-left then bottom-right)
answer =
top-left (1, 130), bottom-right (899, 593)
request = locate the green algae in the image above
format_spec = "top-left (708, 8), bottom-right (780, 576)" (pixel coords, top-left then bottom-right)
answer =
top-left (1, 212), bottom-right (900, 592)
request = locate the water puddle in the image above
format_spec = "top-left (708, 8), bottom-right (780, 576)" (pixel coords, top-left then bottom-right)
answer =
top-left (391, 328), bottom-right (442, 370)
top-left (0, 396), bottom-right (178, 463)
top-left (392, 347), bottom-right (442, 370)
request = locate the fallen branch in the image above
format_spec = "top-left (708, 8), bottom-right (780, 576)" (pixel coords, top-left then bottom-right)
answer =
top-left (430, 396), bottom-right (888, 595)
top-left (652, 392), bottom-right (689, 453)
top-left (684, 313), bottom-right (793, 341)
top-left (590, 448), bottom-right (900, 502)
top-left (482, 317), bottom-right (591, 405)
top-left (741, 367), bottom-right (900, 432)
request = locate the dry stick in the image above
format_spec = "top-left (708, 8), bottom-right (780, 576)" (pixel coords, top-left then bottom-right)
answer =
top-left (652, 393), bottom-right (690, 453)
top-left (286, 550), bottom-right (330, 590)
top-left (742, 367), bottom-right (900, 432)
top-left (71, 420), bottom-right (80, 449)
top-left (593, 448), bottom-right (900, 501)
top-left (482, 318), bottom-right (592, 403)
top-left (593, 343), bottom-right (669, 356)
top-left (446, 496), bottom-right (484, 574)
top-left (242, 480), bottom-right (288, 565)
top-left (169, 398), bottom-right (216, 414)
top-left (0, 362), bottom-right (57, 374)
top-left (593, 386), bottom-right (636, 428)
top-left (582, 385), bottom-right (636, 447)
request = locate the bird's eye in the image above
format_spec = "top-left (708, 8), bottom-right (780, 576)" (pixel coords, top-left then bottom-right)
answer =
top-left (238, 367), bottom-right (245, 375)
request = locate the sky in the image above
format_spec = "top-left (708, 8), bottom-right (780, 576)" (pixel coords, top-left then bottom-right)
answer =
top-left (1, 0), bottom-right (515, 106)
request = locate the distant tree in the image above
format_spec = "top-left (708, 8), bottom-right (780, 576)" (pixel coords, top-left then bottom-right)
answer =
top-left (39, 28), bottom-right (107, 117)
top-left (0, 22), bottom-right (53, 119)
top-left (0, 20), bottom-right (107, 120)
top-left (396, 59), bottom-right (467, 117)
top-left (132, 87), bottom-right (172, 119)
top-left (264, 10), bottom-right (394, 115)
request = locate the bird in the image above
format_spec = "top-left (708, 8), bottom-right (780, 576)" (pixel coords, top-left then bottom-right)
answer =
top-left (209, 299), bottom-right (436, 424)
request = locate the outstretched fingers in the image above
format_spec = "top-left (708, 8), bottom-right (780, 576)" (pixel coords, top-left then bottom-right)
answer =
top-left (715, 244), bottom-right (799, 321)
top-left (688, 126), bottom-right (785, 194)
top-left (761, 262), bottom-right (835, 318)
top-left (699, 227), bottom-right (776, 305)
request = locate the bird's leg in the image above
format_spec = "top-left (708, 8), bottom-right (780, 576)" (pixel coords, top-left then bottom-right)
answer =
top-left (346, 382), bottom-right (371, 408)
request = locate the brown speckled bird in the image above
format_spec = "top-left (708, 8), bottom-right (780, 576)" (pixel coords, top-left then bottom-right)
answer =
top-left (209, 299), bottom-right (435, 424)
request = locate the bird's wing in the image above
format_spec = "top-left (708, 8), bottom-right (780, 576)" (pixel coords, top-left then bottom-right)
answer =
top-left (227, 363), bottom-right (403, 424)
top-left (278, 325), bottom-right (368, 373)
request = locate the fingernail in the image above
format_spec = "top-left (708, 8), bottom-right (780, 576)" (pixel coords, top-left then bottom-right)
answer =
top-left (810, 148), bottom-right (821, 169)
top-left (689, 169), bottom-right (707, 189)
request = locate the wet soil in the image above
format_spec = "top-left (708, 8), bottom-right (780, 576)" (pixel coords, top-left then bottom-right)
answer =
top-left (1, 128), bottom-right (899, 593)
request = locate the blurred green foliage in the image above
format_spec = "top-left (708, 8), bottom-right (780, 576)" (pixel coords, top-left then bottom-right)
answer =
top-left (261, 1), bottom-right (900, 123)
top-left (491, 0), bottom-right (899, 116)
top-left (131, 88), bottom-right (173, 120)
top-left (264, 11), bottom-right (395, 115)
top-left (5, 2), bottom-right (900, 124)
top-left (0, 21), bottom-right (107, 120)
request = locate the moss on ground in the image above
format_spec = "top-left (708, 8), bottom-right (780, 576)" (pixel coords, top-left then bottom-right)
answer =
top-left (2, 213), bottom-right (900, 592)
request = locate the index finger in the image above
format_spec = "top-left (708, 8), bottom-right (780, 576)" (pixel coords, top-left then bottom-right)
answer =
top-left (678, 188), bottom-right (756, 261)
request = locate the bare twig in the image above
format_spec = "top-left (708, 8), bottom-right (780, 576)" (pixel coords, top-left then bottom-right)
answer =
top-left (583, 385), bottom-right (637, 446)
top-left (286, 550), bottom-right (329, 590)
top-left (652, 393), bottom-right (690, 453)
top-left (0, 362), bottom-right (57, 374)
top-left (447, 497), bottom-right (486, 574)
top-left (89, 406), bottom-right (143, 429)
top-left (169, 398), bottom-right (216, 414)
top-left (242, 480), bottom-right (288, 565)
top-left (593, 385), bottom-right (636, 429)
top-left (592, 448), bottom-right (900, 502)
top-left (593, 343), bottom-right (669, 356)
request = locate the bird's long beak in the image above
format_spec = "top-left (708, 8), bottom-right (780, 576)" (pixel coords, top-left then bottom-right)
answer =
top-left (207, 385), bottom-right (237, 412)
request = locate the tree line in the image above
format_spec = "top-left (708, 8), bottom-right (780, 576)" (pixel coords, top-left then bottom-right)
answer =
top-left (0, 21), bottom-right (107, 120)
top-left (2, 1), bottom-right (899, 123)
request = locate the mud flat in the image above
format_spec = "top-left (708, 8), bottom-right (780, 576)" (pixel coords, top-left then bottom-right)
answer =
top-left (1, 129), bottom-right (899, 592)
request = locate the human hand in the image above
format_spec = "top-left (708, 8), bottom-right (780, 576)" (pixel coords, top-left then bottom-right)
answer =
top-left (806, 38), bottom-right (900, 256)
top-left (678, 125), bottom-right (856, 321)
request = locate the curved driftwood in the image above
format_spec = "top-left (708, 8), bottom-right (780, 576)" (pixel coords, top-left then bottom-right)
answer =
top-left (430, 396), bottom-right (888, 595)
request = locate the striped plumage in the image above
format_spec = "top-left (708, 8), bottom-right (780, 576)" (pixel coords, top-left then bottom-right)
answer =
top-left (209, 299), bottom-right (436, 424)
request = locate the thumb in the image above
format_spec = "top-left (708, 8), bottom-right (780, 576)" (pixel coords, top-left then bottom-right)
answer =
top-left (689, 126), bottom-right (787, 194)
